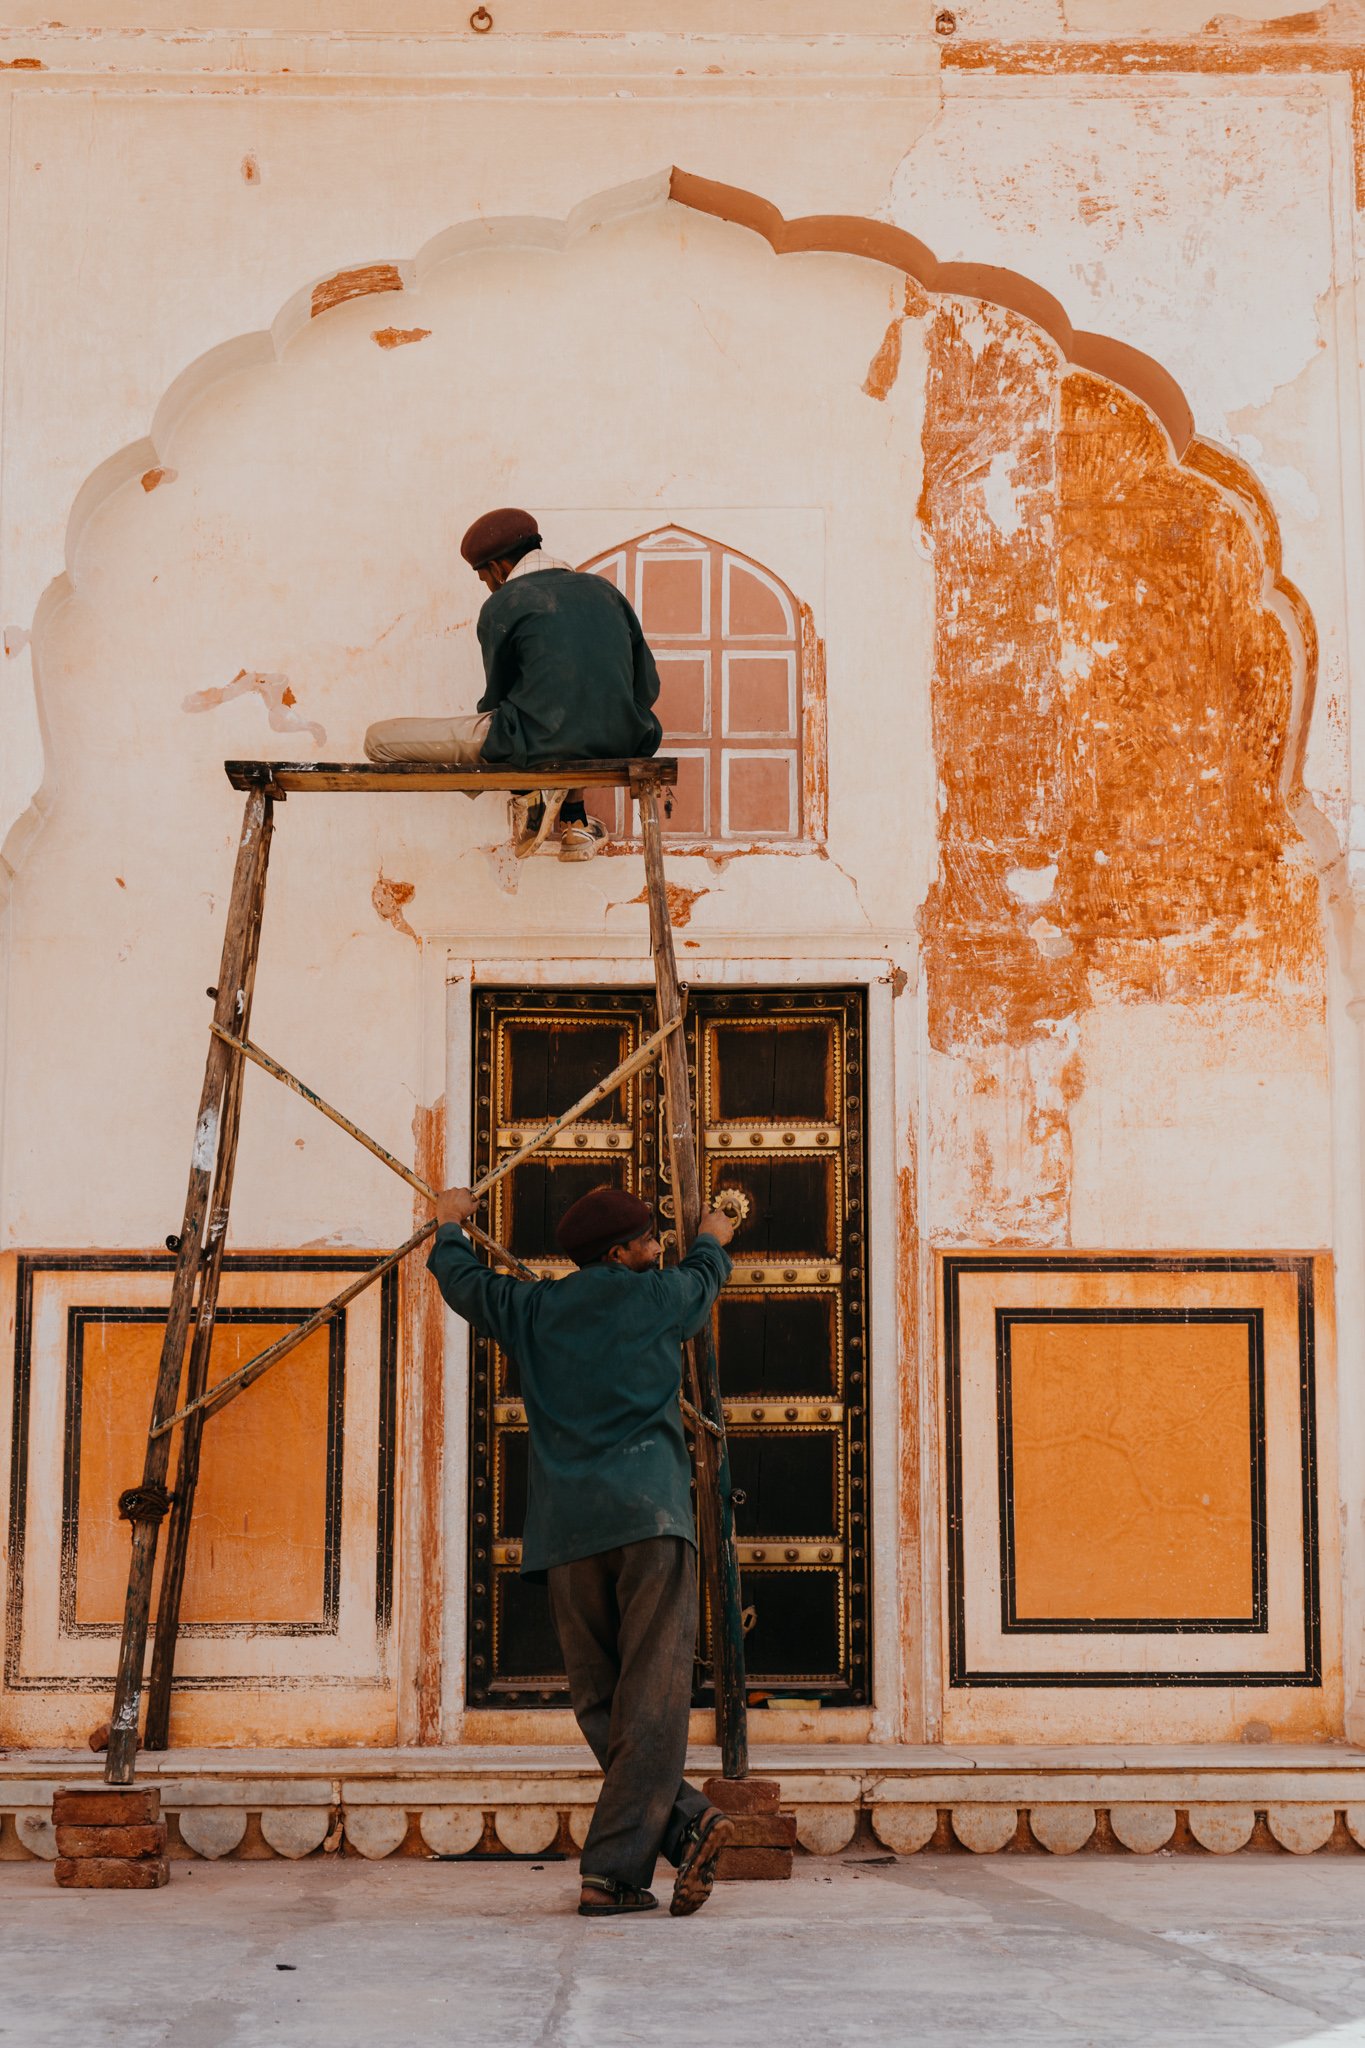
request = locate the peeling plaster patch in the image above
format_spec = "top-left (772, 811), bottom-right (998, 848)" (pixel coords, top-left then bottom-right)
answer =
top-left (140, 466), bottom-right (177, 493)
top-left (372, 327), bottom-right (431, 350)
top-left (627, 881), bottom-right (709, 928)
top-left (1231, 434), bottom-right (1320, 523)
top-left (483, 843), bottom-right (522, 895)
top-left (981, 449), bottom-right (1024, 540)
top-left (1007, 863), bottom-right (1058, 904)
top-left (920, 300), bottom-right (1318, 1052)
top-left (182, 670), bottom-right (326, 745)
top-left (861, 280), bottom-right (924, 401)
top-left (890, 94), bottom-right (1333, 438)
top-left (917, 299), bottom-right (1320, 1263)
top-left (1029, 916), bottom-right (1075, 960)
top-left (311, 263), bottom-right (403, 319)
top-left (1058, 638), bottom-right (1118, 684)
top-left (372, 869), bottom-right (419, 945)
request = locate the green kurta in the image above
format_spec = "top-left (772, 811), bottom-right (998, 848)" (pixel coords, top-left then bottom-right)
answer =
top-left (475, 568), bottom-right (662, 768)
top-left (428, 1226), bottom-right (731, 1579)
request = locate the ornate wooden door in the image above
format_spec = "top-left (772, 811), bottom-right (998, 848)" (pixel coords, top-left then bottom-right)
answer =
top-left (467, 987), bottom-right (870, 1709)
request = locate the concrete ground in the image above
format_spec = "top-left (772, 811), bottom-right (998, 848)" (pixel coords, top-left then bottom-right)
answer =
top-left (8, 1854), bottom-right (1365, 2047)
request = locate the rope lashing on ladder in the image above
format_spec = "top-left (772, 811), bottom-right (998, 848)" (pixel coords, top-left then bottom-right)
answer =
top-left (117, 1483), bottom-right (174, 1523)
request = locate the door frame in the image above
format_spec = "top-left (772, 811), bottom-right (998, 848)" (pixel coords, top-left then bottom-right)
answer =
top-left (402, 944), bottom-right (928, 1746)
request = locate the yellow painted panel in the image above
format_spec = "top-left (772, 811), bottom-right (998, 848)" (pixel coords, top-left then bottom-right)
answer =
top-left (1009, 1320), bottom-right (1253, 1621)
top-left (74, 1318), bottom-right (332, 1627)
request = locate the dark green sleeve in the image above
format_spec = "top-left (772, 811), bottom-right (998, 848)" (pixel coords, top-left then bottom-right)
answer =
top-left (427, 1224), bottom-right (535, 1352)
top-left (475, 594), bottom-right (517, 712)
top-left (655, 1235), bottom-right (731, 1339)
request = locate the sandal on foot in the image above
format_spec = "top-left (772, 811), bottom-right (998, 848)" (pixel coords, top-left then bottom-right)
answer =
top-left (578, 1876), bottom-right (658, 1917)
top-left (511, 790), bottom-right (562, 859)
top-left (669, 1809), bottom-right (735, 1918)
top-left (558, 816), bottom-right (608, 862)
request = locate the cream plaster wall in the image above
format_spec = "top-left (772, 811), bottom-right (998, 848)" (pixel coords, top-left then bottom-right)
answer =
top-left (5, 202), bottom-right (926, 1252)
top-left (0, 14), bottom-right (1359, 1746)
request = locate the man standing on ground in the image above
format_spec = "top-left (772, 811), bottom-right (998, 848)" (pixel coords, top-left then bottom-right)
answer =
top-left (365, 507), bottom-right (662, 861)
top-left (428, 1181), bottom-right (738, 1917)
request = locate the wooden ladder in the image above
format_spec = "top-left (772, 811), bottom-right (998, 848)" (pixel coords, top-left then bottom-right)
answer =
top-left (103, 757), bottom-right (748, 1787)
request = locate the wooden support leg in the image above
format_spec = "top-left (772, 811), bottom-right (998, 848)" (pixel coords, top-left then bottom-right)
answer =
top-left (637, 781), bottom-right (749, 1781)
top-left (104, 789), bottom-right (275, 1784)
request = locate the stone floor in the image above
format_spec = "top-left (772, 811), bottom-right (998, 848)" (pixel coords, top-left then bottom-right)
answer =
top-left (8, 1852), bottom-right (1365, 2045)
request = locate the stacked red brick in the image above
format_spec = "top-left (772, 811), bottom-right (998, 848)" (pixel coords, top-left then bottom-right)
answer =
top-left (53, 1785), bottom-right (168, 1889)
top-left (704, 1775), bottom-right (795, 1881)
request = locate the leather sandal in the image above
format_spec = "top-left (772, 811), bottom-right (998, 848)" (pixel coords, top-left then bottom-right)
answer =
top-left (578, 1875), bottom-right (659, 1917)
top-left (669, 1808), bottom-right (735, 1917)
top-left (511, 789), bottom-right (563, 859)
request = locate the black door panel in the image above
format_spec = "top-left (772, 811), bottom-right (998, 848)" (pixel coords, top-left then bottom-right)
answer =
top-left (467, 986), bottom-right (869, 1706)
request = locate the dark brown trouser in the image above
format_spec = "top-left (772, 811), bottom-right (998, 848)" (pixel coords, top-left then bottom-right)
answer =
top-left (547, 1535), bottom-right (710, 1892)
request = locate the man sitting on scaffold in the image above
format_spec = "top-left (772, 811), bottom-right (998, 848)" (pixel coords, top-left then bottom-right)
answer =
top-left (364, 507), bottom-right (662, 862)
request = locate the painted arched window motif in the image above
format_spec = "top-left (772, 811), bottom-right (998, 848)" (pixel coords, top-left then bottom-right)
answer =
top-left (582, 526), bottom-right (808, 842)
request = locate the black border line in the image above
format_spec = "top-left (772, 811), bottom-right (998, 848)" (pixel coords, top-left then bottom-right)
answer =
top-left (994, 1307), bottom-right (1267, 1635)
top-left (6, 1252), bottom-right (397, 1694)
top-left (943, 1253), bottom-right (1321, 1690)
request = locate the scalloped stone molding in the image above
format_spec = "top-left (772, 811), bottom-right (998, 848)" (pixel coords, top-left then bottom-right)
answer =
top-left (10, 1757), bottom-right (1365, 1861)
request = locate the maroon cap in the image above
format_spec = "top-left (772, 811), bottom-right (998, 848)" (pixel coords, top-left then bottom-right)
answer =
top-left (460, 507), bottom-right (540, 570)
top-left (556, 1186), bottom-right (654, 1267)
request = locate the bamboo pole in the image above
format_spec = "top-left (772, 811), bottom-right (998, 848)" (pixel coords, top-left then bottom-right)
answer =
top-left (208, 1026), bottom-right (535, 1280)
top-left (465, 1016), bottom-right (680, 1198)
top-left (153, 1221), bottom-right (438, 1437)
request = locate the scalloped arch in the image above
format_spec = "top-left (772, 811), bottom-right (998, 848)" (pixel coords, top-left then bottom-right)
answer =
top-left (10, 162), bottom-right (1316, 881)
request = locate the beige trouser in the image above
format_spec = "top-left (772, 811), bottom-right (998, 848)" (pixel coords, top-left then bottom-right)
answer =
top-left (363, 711), bottom-right (492, 765)
top-left (363, 712), bottom-right (586, 810)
